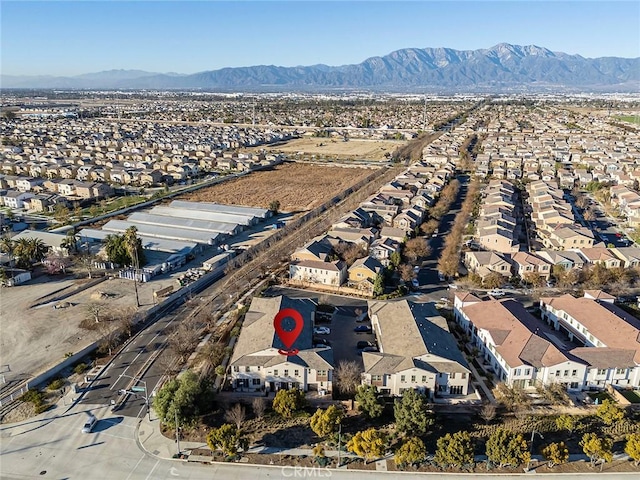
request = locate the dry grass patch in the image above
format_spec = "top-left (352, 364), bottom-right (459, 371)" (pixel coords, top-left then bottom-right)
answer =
top-left (180, 162), bottom-right (374, 212)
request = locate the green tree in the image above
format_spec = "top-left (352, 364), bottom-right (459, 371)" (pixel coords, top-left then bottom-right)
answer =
top-left (53, 204), bottom-right (71, 224)
top-left (434, 431), bottom-right (474, 467)
top-left (272, 388), bottom-right (306, 418)
top-left (389, 251), bottom-right (401, 268)
top-left (596, 399), bottom-right (624, 425)
top-left (580, 432), bottom-right (613, 469)
top-left (394, 389), bottom-right (433, 436)
top-left (395, 436), bottom-right (427, 469)
top-left (555, 414), bottom-right (576, 435)
top-left (624, 433), bottom-right (640, 467)
top-left (310, 405), bottom-right (343, 439)
top-left (542, 442), bottom-right (569, 468)
top-left (347, 428), bottom-right (386, 463)
top-left (485, 429), bottom-right (530, 468)
top-left (152, 370), bottom-right (214, 428)
top-left (355, 384), bottom-right (384, 419)
top-left (206, 423), bottom-right (247, 456)
top-left (104, 234), bottom-right (129, 266)
top-left (373, 272), bottom-right (385, 297)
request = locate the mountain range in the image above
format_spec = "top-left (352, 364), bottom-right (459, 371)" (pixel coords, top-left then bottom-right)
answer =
top-left (2, 43), bottom-right (638, 92)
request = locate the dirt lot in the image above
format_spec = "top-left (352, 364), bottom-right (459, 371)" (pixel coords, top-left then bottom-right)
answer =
top-left (179, 162), bottom-right (375, 212)
top-left (0, 269), bottom-right (177, 384)
top-left (256, 137), bottom-right (401, 161)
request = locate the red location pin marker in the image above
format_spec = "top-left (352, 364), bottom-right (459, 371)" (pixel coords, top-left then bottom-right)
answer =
top-left (273, 308), bottom-right (304, 356)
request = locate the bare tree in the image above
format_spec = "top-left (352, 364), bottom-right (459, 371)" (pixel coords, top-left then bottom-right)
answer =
top-left (157, 348), bottom-right (181, 376)
top-left (334, 360), bottom-right (362, 396)
top-left (86, 302), bottom-right (104, 323)
top-left (77, 254), bottom-right (97, 279)
top-left (97, 321), bottom-right (120, 356)
top-left (404, 237), bottom-right (431, 261)
top-left (167, 319), bottom-right (201, 363)
top-left (116, 307), bottom-right (136, 338)
top-left (480, 403), bottom-right (496, 424)
top-left (399, 264), bottom-right (416, 283)
top-left (252, 397), bottom-right (267, 419)
top-left (225, 403), bottom-right (247, 429)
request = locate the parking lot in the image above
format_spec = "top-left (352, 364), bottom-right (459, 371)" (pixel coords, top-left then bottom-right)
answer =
top-left (313, 304), bottom-right (376, 368)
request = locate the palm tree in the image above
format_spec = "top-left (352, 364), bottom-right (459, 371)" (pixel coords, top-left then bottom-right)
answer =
top-left (28, 238), bottom-right (49, 263)
top-left (13, 238), bottom-right (32, 268)
top-left (61, 230), bottom-right (79, 254)
top-left (0, 236), bottom-right (16, 271)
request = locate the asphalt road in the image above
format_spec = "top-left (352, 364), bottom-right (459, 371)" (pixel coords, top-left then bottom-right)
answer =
top-left (79, 307), bottom-right (183, 418)
top-left (415, 174), bottom-right (469, 299)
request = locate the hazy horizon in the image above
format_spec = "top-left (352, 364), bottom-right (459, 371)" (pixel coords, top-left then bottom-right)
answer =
top-left (1, 1), bottom-right (639, 77)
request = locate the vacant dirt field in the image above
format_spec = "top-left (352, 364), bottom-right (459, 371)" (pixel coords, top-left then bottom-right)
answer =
top-left (258, 137), bottom-right (402, 161)
top-left (180, 162), bottom-right (375, 212)
top-left (0, 270), bottom-right (177, 384)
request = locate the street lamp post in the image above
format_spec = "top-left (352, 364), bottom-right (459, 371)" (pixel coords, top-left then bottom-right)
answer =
top-left (337, 423), bottom-right (342, 468)
top-left (525, 429), bottom-right (544, 472)
top-left (175, 408), bottom-right (181, 456)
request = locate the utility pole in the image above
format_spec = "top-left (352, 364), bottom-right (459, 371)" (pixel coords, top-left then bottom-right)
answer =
top-left (175, 409), bottom-right (181, 456)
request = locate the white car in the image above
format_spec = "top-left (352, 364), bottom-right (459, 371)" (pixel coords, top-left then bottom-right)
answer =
top-left (81, 415), bottom-right (97, 434)
top-left (313, 327), bottom-right (330, 335)
top-left (488, 289), bottom-right (506, 297)
top-left (411, 278), bottom-right (420, 288)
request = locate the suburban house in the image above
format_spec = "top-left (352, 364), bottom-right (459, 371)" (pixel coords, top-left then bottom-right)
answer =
top-left (575, 247), bottom-right (622, 269)
top-left (536, 249), bottom-right (586, 271)
top-left (510, 252), bottom-right (552, 280)
top-left (369, 236), bottom-right (401, 266)
top-left (544, 225), bottom-right (595, 251)
top-left (540, 293), bottom-right (640, 389)
top-left (228, 295), bottom-right (334, 393)
top-left (291, 236), bottom-right (334, 262)
top-left (611, 247), bottom-right (640, 268)
top-left (363, 300), bottom-right (471, 398)
top-left (453, 295), bottom-right (587, 390)
top-left (1, 190), bottom-right (34, 209)
top-left (289, 259), bottom-right (347, 287)
top-left (348, 256), bottom-right (384, 290)
top-left (464, 251), bottom-right (511, 280)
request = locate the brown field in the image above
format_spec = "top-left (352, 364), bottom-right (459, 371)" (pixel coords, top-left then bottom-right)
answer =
top-left (179, 162), bottom-right (375, 212)
top-left (255, 137), bottom-right (402, 161)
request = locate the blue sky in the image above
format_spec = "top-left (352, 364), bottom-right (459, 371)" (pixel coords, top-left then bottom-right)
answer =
top-left (2, 1), bottom-right (639, 76)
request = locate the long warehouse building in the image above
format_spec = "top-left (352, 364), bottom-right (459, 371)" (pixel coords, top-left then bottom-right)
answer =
top-left (170, 200), bottom-right (271, 222)
top-left (151, 205), bottom-right (254, 227)
top-left (128, 211), bottom-right (242, 236)
top-left (101, 219), bottom-right (222, 245)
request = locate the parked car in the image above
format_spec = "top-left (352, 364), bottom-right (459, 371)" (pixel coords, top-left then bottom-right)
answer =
top-left (357, 340), bottom-right (374, 349)
top-left (313, 326), bottom-right (330, 335)
top-left (411, 278), bottom-right (420, 288)
top-left (354, 325), bottom-right (372, 333)
top-left (362, 346), bottom-right (378, 353)
top-left (81, 415), bottom-right (97, 434)
top-left (488, 289), bottom-right (506, 297)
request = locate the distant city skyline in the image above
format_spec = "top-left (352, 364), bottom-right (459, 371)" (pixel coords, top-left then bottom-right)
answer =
top-left (1, 1), bottom-right (639, 77)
